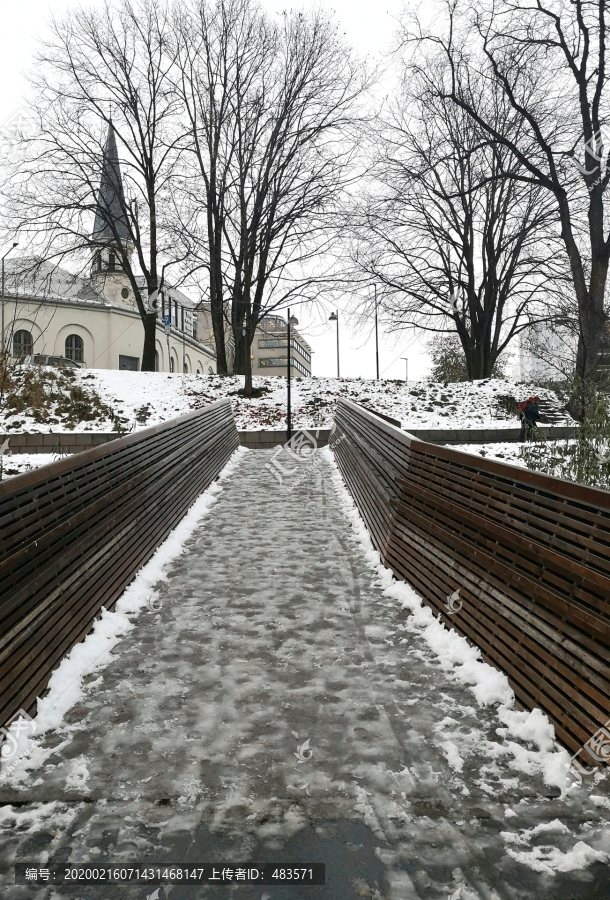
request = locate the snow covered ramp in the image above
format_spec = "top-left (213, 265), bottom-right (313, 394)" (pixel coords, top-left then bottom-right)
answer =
top-left (0, 446), bottom-right (609, 898)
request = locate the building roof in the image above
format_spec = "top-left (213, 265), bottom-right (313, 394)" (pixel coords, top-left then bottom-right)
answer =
top-left (3, 258), bottom-right (107, 304)
top-left (92, 124), bottom-right (131, 245)
top-left (257, 314), bottom-right (312, 351)
top-left (3, 258), bottom-right (200, 312)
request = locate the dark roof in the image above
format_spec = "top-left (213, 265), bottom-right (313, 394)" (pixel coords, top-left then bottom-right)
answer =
top-left (92, 124), bottom-right (131, 245)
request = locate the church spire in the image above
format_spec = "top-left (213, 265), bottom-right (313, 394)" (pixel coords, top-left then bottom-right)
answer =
top-left (92, 123), bottom-right (130, 244)
top-left (91, 123), bottom-right (134, 307)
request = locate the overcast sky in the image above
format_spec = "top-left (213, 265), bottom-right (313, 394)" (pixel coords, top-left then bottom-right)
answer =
top-left (0, 0), bottom-right (431, 381)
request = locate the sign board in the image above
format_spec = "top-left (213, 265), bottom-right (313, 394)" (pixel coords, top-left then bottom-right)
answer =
top-left (162, 315), bottom-right (171, 326)
top-left (164, 325), bottom-right (170, 336)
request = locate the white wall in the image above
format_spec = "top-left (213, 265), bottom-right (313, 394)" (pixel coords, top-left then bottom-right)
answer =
top-left (2, 298), bottom-right (215, 373)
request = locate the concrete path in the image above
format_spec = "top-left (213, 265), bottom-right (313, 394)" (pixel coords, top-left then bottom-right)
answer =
top-left (1, 448), bottom-right (609, 900)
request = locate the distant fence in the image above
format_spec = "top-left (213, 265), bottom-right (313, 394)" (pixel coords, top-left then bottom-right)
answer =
top-left (331, 399), bottom-right (610, 756)
top-left (0, 400), bottom-right (239, 731)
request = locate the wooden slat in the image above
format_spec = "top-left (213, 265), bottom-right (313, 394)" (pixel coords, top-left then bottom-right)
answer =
top-left (0, 400), bottom-right (240, 730)
top-left (330, 399), bottom-right (610, 756)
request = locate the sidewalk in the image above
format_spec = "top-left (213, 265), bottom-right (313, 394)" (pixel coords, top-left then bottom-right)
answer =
top-left (1, 448), bottom-right (609, 899)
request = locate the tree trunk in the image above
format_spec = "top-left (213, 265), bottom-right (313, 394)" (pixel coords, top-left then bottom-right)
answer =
top-left (232, 327), bottom-right (246, 375)
top-left (243, 332), bottom-right (253, 397)
top-left (460, 331), bottom-right (497, 381)
top-left (141, 313), bottom-right (157, 371)
top-left (210, 219), bottom-right (228, 374)
top-left (211, 293), bottom-right (228, 375)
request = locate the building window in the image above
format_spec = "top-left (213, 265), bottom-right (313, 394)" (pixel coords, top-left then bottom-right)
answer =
top-left (108, 251), bottom-right (116, 271)
top-left (258, 337), bottom-right (310, 363)
top-left (258, 356), bottom-right (308, 376)
top-left (169, 356), bottom-right (175, 373)
top-left (119, 354), bottom-right (139, 371)
top-left (13, 329), bottom-right (33, 358)
top-left (259, 356), bottom-right (288, 367)
top-left (155, 350), bottom-right (160, 372)
top-left (258, 339), bottom-right (287, 349)
top-left (121, 287), bottom-right (129, 299)
top-left (65, 334), bottom-right (84, 363)
top-left (291, 339), bottom-right (311, 364)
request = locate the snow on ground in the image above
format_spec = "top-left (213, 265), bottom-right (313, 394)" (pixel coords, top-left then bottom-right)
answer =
top-left (445, 440), bottom-right (585, 481)
top-left (0, 368), bottom-right (573, 433)
top-left (0, 453), bottom-right (62, 480)
top-left (445, 441), bottom-right (533, 468)
top-left (1, 446), bottom-right (608, 899)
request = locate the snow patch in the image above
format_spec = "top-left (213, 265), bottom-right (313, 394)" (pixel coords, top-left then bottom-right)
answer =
top-left (0, 371), bottom-right (572, 434)
top-left (507, 840), bottom-right (608, 875)
top-left (65, 757), bottom-right (90, 791)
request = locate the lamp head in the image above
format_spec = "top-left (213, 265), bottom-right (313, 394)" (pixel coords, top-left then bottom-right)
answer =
top-left (329, 312), bottom-right (338, 322)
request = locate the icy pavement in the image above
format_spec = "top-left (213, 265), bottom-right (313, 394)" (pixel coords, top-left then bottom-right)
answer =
top-left (1, 448), bottom-right (609, 899)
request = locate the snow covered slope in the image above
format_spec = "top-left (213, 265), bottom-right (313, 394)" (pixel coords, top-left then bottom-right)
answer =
top-left (0, 369), bottom-right (573, 433)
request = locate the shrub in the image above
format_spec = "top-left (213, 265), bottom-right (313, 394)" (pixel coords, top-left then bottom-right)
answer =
top-left (521, 378), bottom-right (610, 489)
top-left (2, 366), bottom-right (117, 429)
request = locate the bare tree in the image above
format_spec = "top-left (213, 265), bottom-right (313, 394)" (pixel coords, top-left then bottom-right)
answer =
top-left (350, 50), bottom-right (564, 380)
top-left (3, 0), bottom-right (365, 384)
top-left (407, 0), bottom-right (610, 396)
top-left (1, 0), bottom-right (181, 370)
top-left (172, 0), bottom-right (264, 375)
top-left (222, 7), bottom-right (366, 395)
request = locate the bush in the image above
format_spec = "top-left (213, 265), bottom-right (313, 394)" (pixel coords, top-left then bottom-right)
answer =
top-left (2, 366), bottom-right (119, 429)
top-left (521, 377), bottom-right (610, 489)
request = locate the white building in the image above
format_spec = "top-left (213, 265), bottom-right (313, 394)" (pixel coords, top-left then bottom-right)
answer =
top-left (2, 262), bottom-right (215, 374)
top-left (1, 126), bottom-right (216, 375)
top-left (518, 324), bottom-right (577, 382)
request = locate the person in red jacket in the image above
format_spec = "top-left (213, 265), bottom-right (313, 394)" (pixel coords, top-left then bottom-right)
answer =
top-left (519, 397), bottom-right (540, 441)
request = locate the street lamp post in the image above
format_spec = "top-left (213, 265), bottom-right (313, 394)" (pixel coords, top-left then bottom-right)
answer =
top-left (374, 286), bottom-right (379, 380)
top-left (1, 242), bottom-right (19, 358)
top-left (286, 309), bottom-right (298, 442)
top-left (329, 311), bottom-right (340, 378)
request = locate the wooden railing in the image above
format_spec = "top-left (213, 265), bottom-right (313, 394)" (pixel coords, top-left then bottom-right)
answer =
top-left (331, 399), bottom-right (610, 756)
top-left (0, 400), bottom-right (239, 731)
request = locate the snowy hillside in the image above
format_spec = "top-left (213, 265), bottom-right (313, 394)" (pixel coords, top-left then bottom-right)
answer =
top-left (0, 368), bottom-right (574, 434)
